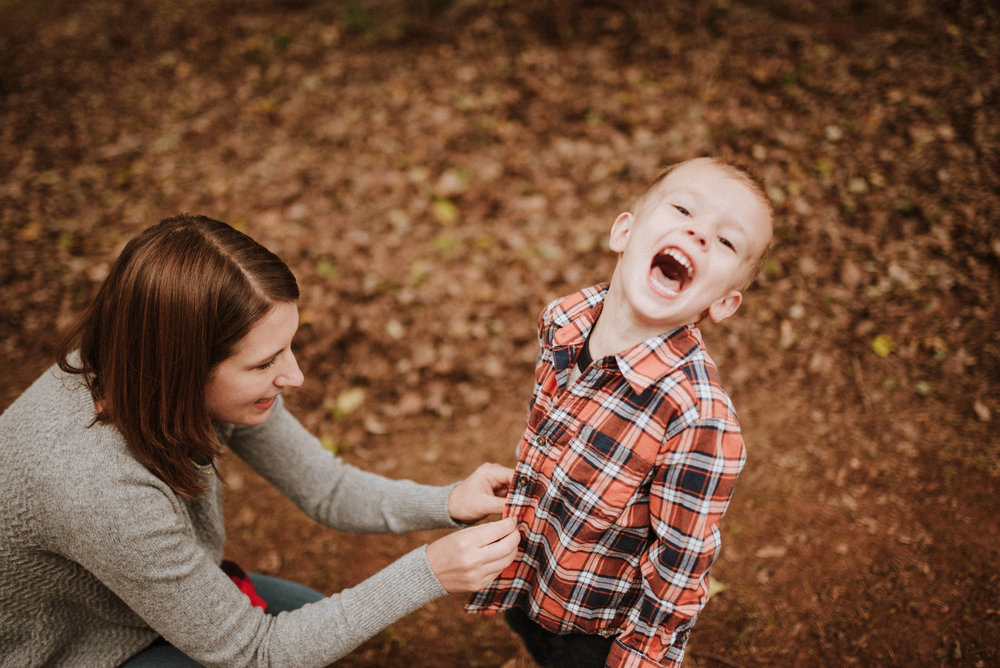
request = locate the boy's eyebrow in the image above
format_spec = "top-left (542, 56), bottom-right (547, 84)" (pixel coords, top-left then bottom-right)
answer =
top-left (673, 188), bottom-right (745, 223)
top-left (723, 218), bottom-right (756, 249)
top-left (668, 187), bottom-right (704, 204)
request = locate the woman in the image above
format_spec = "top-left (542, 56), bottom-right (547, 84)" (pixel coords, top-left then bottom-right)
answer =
top-left (0, 215), bottom-right (520, 667)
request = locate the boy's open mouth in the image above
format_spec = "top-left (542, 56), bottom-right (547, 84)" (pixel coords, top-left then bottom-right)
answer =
top-left (650, 248), bottom-right (693, 296)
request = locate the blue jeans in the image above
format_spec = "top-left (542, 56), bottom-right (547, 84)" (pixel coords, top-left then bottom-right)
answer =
top-left (120, 574), bottom-right (325, 667)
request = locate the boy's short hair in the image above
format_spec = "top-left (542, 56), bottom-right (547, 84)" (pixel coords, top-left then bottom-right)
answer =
top-left (636, 157), bottom-right (773, 290)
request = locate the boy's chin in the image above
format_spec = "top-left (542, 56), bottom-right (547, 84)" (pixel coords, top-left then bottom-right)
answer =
top-left (630, 301), bottom-right (695, 333)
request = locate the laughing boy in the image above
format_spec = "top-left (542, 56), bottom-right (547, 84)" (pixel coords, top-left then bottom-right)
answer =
top-left (467, 157), bottom-right (774, 667)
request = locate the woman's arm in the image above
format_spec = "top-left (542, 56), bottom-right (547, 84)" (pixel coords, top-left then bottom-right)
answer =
top-left (227, 397), bottom-right (458, 533)
top-left (48, 475), bottom-right (451, 667)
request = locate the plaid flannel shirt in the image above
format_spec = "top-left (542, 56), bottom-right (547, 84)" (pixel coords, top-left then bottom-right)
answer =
top-left (466, 284), bottom-right (746, 667)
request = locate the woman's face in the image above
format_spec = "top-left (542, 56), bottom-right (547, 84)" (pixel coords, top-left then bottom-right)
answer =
top-left (204, 301), bottom-right (304, 425)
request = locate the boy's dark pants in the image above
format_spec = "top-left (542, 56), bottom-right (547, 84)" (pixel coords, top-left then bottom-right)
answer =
top-left (504, 608), bottom-right (614, 668)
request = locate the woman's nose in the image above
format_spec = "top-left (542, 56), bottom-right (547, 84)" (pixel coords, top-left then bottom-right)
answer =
top-left (276, 352), bottom-right (305, 388)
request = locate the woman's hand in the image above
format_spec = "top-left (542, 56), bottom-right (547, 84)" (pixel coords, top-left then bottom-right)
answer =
top-left (447, 462), bottom-right (514, 523)
top-left (426, 517), bottom-right (520, 593)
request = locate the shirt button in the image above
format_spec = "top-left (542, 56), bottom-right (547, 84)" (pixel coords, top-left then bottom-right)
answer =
top-left (534, 435), bottom-right (547, 448)
top-left (516, 476), bottom-right (530, 490)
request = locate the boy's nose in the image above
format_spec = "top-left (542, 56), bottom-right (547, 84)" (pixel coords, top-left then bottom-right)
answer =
top-left (685, 228), bottom-right (709, 248)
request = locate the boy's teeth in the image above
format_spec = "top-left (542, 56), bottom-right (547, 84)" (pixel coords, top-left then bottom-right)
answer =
top-left (650, 247), bottom-right (692, 296)
top-left (664, 249), bottom-right (692, 275)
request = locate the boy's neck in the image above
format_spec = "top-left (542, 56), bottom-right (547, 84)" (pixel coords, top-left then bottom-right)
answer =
top-left (590, 313), bottom-right (687, 360)
top-left (590, 283), bottom-right (694, 359)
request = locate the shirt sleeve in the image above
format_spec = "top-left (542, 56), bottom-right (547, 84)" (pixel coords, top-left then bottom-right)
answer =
top-left (226, 396), bottom-right (458, 534)
top-left (607, 406), bottom-right (746, 667)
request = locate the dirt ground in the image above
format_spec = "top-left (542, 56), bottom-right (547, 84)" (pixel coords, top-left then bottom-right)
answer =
top-left (2, 0), bottom-right (998, 665)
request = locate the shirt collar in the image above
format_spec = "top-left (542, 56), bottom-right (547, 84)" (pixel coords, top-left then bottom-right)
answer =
top-left (550, 284), bottom-right (704, 393)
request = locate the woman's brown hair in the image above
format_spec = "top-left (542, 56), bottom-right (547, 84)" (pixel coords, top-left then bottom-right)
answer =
top-left (58, 214), bottom-right (299, 498)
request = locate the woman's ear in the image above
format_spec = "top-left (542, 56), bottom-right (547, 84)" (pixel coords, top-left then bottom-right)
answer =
top-left (708, 290), bottom-right (743, 323)
top-left (609, 212), bottom-right (633, 253)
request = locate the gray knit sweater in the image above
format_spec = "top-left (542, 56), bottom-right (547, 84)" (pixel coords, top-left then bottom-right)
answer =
top-left (0, 364), bottom-right (455, 667)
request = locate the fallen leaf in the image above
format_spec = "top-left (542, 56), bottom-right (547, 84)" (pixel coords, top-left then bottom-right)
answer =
top-left (320, 434), bottom-right (339, 453)
top-left (433, 198), bottom-right (459, 226)
top-left (330, 388), bottom-right (365, 420)
top-left (385, 319), bottom-right (406, 339)
top-left (872, 334), bottom-right (896, 357)
top-left (755, 545), bottom-right (788, 559)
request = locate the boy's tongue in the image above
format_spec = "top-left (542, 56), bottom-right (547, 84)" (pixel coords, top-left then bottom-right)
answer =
top-left (651, 265), bottom-right (683, 295)
top-left (650, 250), bottom-right (691, 296)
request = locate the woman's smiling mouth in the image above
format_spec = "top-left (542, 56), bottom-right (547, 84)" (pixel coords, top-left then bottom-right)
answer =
top-left (253, 396), bottom-right (277, 410)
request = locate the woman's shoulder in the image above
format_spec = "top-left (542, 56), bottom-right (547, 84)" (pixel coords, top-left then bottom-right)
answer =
top-left (3, 363), bottom-right (107, 454)
top-left (1, 363), bottom-right (171, 513)
top-left (2, 413), bottom-right (187, 564)
top-left (3, 364), bottom-right (86, 459)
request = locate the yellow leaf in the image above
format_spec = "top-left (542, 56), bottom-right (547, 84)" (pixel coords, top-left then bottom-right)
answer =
top-left (708, 575), bottom-right (727, 597)
top-left (872, 334), bottom-right (896, 357)
top-left (432, 234), bottom-right (459, 256)
top-left (316, 258), bottom-right (338, 279)
top-left (330, 388), bottom-right (365, 420)
top-left (319, 434), bottom-right (339, 453)
top-left (433, 198), bottom-right (459, 226)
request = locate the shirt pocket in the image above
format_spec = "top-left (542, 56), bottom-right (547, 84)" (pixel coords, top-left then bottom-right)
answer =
top-left (546, 423), bottom-right (654, 533)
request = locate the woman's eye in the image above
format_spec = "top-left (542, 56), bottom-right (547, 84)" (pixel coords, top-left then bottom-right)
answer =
top-left (257, 359), bottom-right (277, 370)
top-left (673, 205), bottom-right (691, 216)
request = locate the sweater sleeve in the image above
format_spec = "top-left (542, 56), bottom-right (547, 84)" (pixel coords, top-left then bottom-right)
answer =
top-left (225, 396), bottom-right (459, 534)
top-left (39, 425), bottom-right (450, 668)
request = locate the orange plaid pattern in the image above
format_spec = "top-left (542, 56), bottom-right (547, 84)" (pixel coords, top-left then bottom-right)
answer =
top-left (467, 285), bottom-right (746, 667)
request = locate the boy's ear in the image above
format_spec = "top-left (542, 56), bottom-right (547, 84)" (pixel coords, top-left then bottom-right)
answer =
top-left (708, 290), bottom-right (743, 323)
top-left (608, 212), bottom-right (633, 252)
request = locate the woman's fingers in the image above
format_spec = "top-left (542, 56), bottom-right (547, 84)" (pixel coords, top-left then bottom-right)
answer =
top-left (477, 527), bottom-right (520, 572)
top-left (448, 463), bottom-right (516, 523)
top-left (426, 518), bottom-right (521, 593)
top-left (479, 463), bottom-right (515, 492)
top-left (471, 516), bottom-right (515, 542)
top-left (463, 521), bottom-right (520, 589)
top-left (474, 491), bottom-right (508, 519)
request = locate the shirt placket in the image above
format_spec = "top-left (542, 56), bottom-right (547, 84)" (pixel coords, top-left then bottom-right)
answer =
top-left (513, 358), bottom-right (603, 509)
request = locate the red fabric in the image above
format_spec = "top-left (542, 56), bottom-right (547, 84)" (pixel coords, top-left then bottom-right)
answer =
top-left (221, 560), bottom-right (268, 611)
